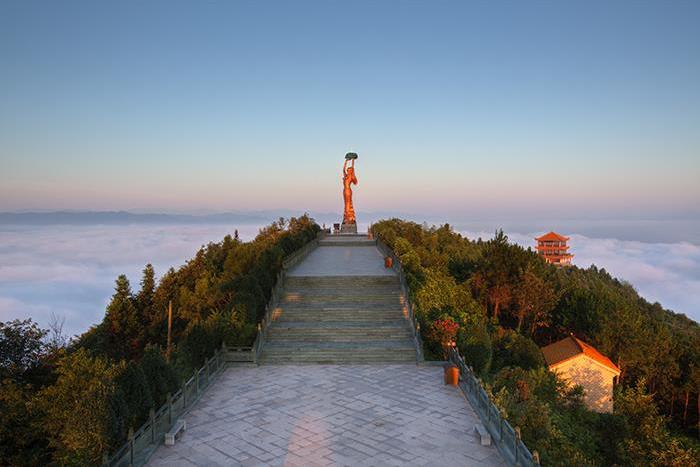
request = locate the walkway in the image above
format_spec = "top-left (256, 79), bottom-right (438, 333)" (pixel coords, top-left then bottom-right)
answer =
top-left (288, 238), bottom-right (393, 277)
top-left (148, 364), bottom-right (505, 467)
top-left (147, 236), bottom-right (504, 465)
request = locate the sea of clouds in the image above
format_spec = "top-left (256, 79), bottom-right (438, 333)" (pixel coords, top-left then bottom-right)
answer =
top-left (0, 224), bottom-right (261, 337)
top-left (0, 224), bottom-right (697, 337)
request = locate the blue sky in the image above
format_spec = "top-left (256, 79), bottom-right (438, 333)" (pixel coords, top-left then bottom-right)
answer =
top-left (1, 1), bottom-right (699, 219)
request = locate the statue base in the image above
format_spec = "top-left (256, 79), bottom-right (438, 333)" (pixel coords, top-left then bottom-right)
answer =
top-left (340, 222), bottom-right (358, 234)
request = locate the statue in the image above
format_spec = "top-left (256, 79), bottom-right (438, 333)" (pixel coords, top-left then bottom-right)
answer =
top-left (341, 152), bottom-right (358, 233)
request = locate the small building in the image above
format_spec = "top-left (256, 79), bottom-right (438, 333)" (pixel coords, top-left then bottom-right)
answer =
top-left (541, 335), bottom-right (620, 413)
top-left (535, 231), bottom-right (573, 265)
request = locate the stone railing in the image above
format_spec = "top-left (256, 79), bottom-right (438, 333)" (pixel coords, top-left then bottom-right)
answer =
top-left (252, 231), bottom-right (325, 362)
top-left (104, 349), bottom-right (226, 467)
top-left (221, 344), bottom-right (254, 363)
top-left (374, 236), bottom-right (424, 362)
top-left (449, 347), bottom-right (541, 467)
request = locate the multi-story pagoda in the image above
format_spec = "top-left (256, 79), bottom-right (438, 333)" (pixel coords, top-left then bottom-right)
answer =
top-left (535, 231), bottom-right (573, 266)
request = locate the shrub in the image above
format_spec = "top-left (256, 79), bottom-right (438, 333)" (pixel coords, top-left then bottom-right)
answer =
top-left (38, 349), bottom-right (123, 465)
top-left (457, 321), bottom-right (492, 375)
top-left (426, 318), bottom-right (459, 359)
top-left (492, 330), bottom-right (544, 371)
top-left (113, 360), bottom-right (153, 431)
top-left (140, 346), bottom-right (178, 407)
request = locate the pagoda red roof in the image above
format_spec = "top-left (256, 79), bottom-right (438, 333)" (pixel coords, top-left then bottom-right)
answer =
top-left (535, 231), bottom-right (569, 242)
top-left (541, 335), bottom-right (620, 374)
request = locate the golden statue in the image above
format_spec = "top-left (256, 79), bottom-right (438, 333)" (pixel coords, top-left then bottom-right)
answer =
top-left (342, 152), bottom-right (358, 226)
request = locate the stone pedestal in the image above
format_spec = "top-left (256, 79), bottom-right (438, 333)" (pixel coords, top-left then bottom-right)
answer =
top-left (340, 223), bottom-right (357, 234)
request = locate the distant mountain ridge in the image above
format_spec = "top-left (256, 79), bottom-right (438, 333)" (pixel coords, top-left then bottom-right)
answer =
top-left (0, 210), bottom-right (414, 226)
top-left (0, 211), bottom-right (275, 225)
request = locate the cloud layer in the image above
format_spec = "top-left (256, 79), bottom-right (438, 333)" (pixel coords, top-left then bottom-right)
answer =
top-left (0, 224), bottom-right (697, 338)
top-left (0, 224), bottom-right (261, 336)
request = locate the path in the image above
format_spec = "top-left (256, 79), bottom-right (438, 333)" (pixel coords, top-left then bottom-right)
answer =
top-left (147, 235), bottom-right (505, 466)
top-left (148, 365), bottom-right (505, 467)
top-left (260, 236), bottom-right (416, 364)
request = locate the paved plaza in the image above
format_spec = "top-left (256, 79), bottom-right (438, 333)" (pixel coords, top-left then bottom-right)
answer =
top-left (148, 365), bottom-right (505, 466)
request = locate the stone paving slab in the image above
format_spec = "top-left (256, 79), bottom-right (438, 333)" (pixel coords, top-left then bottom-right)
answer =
top-left (148, 365), bottom-right (505, 467)
top-left (288, 245), bottom-right (394, 277)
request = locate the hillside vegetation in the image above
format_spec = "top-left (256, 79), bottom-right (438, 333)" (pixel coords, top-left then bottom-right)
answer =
top-left (2, 215), bottom-right (698, 465)
top-left (0, 215), bottom-right (319, 465)
top-left (372, 219), bottom-right (699, 466)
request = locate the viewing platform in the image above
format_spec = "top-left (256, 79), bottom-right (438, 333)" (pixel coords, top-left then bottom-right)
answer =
top-left (148, 364), bottom-right (505, 466)
top-left (146, 233), bottom-right (505, 466)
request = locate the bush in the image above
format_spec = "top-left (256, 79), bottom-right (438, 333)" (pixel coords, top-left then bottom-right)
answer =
top-left (457, 321), bottom-right (492, 375)
top-left (491, 367), bottom-right (600, 466)
top-left (140, 346), bottom-right (178, 407)
top-left (38, 349), bottom-right (123, 465)
top-left (113, 360), bottom-right (153, 431)
top-left (492, 330), bottom-right (544, 371)
top-left (0, 379), bottom-right (50, 466)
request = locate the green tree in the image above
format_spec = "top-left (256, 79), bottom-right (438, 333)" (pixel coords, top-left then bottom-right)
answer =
top-left (140, 345), bottom-right (178, 407)
top-left (113, 360), bottom-right (153, 431)
top-left (615, 380), bottom-right (698, 465)
top-left (0, 379), bottom-right (50, 466)
top-left (457, 321), bottom-right (492, 375)
top-left (137, 264), bottom-right (156, 319)
top-left (514, 267), bottom-right (558, 336)
top-left (38, 349), bottom-right (123, 465)
top-left (492, 330), bottom-right (545, 372)
top-left (0, 319), bottom-right (47, 381)
top-left (105, 275), bottom-right (140, 361)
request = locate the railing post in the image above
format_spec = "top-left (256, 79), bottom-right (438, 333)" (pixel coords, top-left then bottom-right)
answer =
top-left (221, 341), bottom-right (226, 370)
top-left (128, 427), bottom-right (134, 466)
top-left (182, 380), bottom-right (187, 407)
top-left (195, 369), bottom-right (200, 394)
top-left (149, 408), bottom-right (156, 443)
top-left (167, 392), bottom-right (173, 426)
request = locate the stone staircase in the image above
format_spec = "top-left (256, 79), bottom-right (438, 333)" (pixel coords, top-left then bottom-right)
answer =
top-left (260, 273), bottom-right (417, 364)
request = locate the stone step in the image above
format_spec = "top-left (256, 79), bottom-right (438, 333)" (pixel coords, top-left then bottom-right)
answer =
top-left (260, 343), bottom-right (416, 364)
top-left (266, 336), bottom-right (413, 344)
top-left (282, 298), bottom-right (404, 307)
top-left (267, 327), bottom-right (414, 342)
top-left (274, 312), bottom-right (406, 323)
top-left (284, 284), bottom-right (401, 295)
top-left (268, 322), bottom-right (411, 330)
top-left (316, 240), bottom-right (376, 247)
top-left (281, 301), bottom-right (405, 309)
top-left (261, 263), bottom-right (415, 364)
top-left (261, 355), bottom-right (416, 364)
top-left (263, 341), bottom-right (415, 351)
top-left (285, 276), bottom-right (399, 287)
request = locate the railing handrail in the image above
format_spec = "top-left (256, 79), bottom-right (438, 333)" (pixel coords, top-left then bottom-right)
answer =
top-left (449, 347), bottom-right (540, 467)
top-left (105, 348), bottom-right (227, 467)
top-left (374, 235), bottom-right (424, 362)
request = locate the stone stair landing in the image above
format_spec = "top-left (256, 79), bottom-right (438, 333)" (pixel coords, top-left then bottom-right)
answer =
top-left (260, 235), bottom-right (417, 364)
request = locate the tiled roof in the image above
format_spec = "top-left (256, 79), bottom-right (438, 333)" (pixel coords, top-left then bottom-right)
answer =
top-left (541, 335), bottom-right (620, 374)
top-left (535, 231), bottom-right (569, 242)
